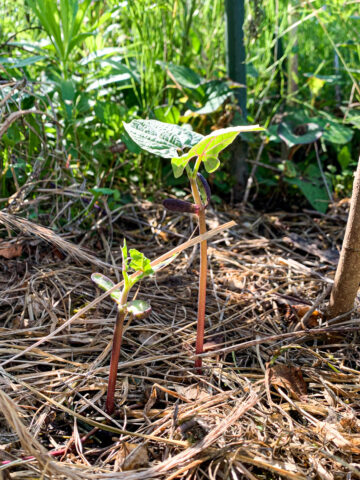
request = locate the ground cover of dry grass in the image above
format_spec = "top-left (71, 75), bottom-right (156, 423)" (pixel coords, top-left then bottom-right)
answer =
top-left (1, 194), bottom-right (360, 480)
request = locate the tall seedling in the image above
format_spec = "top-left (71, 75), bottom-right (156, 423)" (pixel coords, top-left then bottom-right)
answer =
top-left (124, 120), bottom-right (263, 370)
top-left (92, 241), bottom-right (168, 414)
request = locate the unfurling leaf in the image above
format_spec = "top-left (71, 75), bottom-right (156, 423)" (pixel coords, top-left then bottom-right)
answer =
top-left (91, 273), bottom-right (122, 304)
top-left (129, 249), bottom-right (154, 278)
top-left (171, 125), bottom-right (263, 177)
top-left (163, 198), bottom-right (200, 214)
top-left (127, 299), bottom-right (152, 319)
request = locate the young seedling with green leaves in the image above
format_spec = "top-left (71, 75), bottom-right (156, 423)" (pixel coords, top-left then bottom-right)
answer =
top-left (92, 241), bottom-right (155, 414)
top-left (124, 120), bottom-right (263, 370)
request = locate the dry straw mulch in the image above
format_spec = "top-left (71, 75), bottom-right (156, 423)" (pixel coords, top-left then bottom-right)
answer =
top-left (1, 197), bottom-right (360, 480)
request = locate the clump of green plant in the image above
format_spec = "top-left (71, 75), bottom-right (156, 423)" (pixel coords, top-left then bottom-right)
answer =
top-left (92, 241), bottom-right (156, 414)
top-left (124, 120), bottom-right (263, 370)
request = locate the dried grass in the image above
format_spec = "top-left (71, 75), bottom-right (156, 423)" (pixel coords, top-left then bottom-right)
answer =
top-left (1, 194), bottom-right (360, 480)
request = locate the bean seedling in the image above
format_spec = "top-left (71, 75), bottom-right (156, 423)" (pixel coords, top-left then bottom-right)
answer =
top-left (92, 241), bottom-right (155, 414)
top-left (124, 120), bottom-right (263, 370)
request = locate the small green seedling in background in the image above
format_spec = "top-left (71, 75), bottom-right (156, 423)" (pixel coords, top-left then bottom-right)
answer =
top-left (92, 241), bottom-right (156, 414)
top-left (124, 120), bottom-right (263, 371)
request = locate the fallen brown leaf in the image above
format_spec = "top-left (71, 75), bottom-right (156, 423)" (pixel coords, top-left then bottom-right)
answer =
top-left (268, 364), bottom-right (307, 400)
top-left (0, 242), bottom-right (22, 259)
top-left (285, 304), bottom-right (322, 328)
top-left (120, 443), bottom-right (149, 471)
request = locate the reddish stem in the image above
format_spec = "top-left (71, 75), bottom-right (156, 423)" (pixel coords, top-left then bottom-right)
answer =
top-left (106, 308), bottom-right (126, 414)
top-left (190, 176), bottom-right (207, 372)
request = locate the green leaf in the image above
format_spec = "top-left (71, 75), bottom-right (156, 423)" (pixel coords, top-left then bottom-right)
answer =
top-left (322, 121), bottom-right (353, 145)
top-left (278, 122), bottom-right (323, 148)
top-left (311, 115), bottom-right (354, 145)
top-left (0, 55), bottom-right (45, 68)
top-left (193, 80), bottom-right (232, 115)
top-left (338, 146), bottom-right (352, 170)
top-left (157, 61), bottom-right (201, 89)
top-left (171, 156), bottom-right (191, 178)
top-left (85, 74), bottom-right (132, 92)
top-left (129, 249), bottom-right (153, 276)
top-left (286, 164), bottom-right (330, 213)
top-left (123, 119), bottom-right (203, 158)
top-left (171, 125), bottom-right (263, 177)
top-left (91, 273), bottom-right (122, 304)
top-left (203, 156), bottom-right (220, 173)
top-left (91, 187), bottom-right (116, 196)
top-left (59, 79), bottom-right (76, 101)
top-left (121, 239), bottom-right (128, 272)
top-left (154, 105), bottom-right (180, 124)
top-left (126, 299), bottom-right (152, 319)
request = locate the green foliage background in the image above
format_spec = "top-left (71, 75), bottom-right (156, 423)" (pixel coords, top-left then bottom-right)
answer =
top-left (0, 0), bottom-right (359, 216)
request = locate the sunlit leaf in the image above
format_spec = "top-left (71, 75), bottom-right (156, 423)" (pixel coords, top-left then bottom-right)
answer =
top-left (127, 299), bottom-right (152, 319)
top-left (203, 156), bottom-right (220, 173)
top-left (171, 125), bottom-right (263, 177)
top-left (91, 273), bottom-right (122, 303)
top-left (123, 119), bottom-right (203, 158)
top-left (129, 249), bottom-right (153, 276)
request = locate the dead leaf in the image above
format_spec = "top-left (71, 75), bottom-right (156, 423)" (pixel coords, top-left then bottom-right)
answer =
top-left (285, 304), bottom-right (322, 328)
top-left (176, 416), bottom-right (209, 442)
top-left (174, 384), bottom-right (209, 402)
top-left (0, 242), bottom-right (22, 259)
top-left (138, 331), bottom-right (162, 346)
top-left (268, 364), bottom-right (307, 400)
top-left (120, 443), bottom-right (149, 471)
top-left (203, 333), bottom-right (224, 352)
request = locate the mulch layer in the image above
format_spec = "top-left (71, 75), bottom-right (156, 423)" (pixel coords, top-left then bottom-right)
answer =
top-left (1, 197), bottom-right (360, 480)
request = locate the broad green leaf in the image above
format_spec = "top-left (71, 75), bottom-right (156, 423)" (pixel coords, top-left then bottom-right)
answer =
top-left (157, 61), bottom-right (201, 89)
top-left (322, 121), bottom-right (353, 145)
top-left (59, 79), bottom-right (76, 101)
top-left (278, 122), bottom-right (323, 148)
top-left (171, 125), bottom-right (263, 178)
top-left (123, 119), bottom-right (203, 158)
top-left (91, 273), bottom-right (122, 304)
top-left (286, 164), bottom-right (331, 213)
top-left (311, 115), bottom-right (353, 145)
top-left (126, 299), bottom-right (151, 319)
top-left (193, 80), bottom-right (232, 115)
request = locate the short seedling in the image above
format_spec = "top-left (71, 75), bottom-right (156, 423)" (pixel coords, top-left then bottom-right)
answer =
top-left (92, 241), bottom-right (154, 414)
top-left (124, 120), bottom-right (263, 370)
